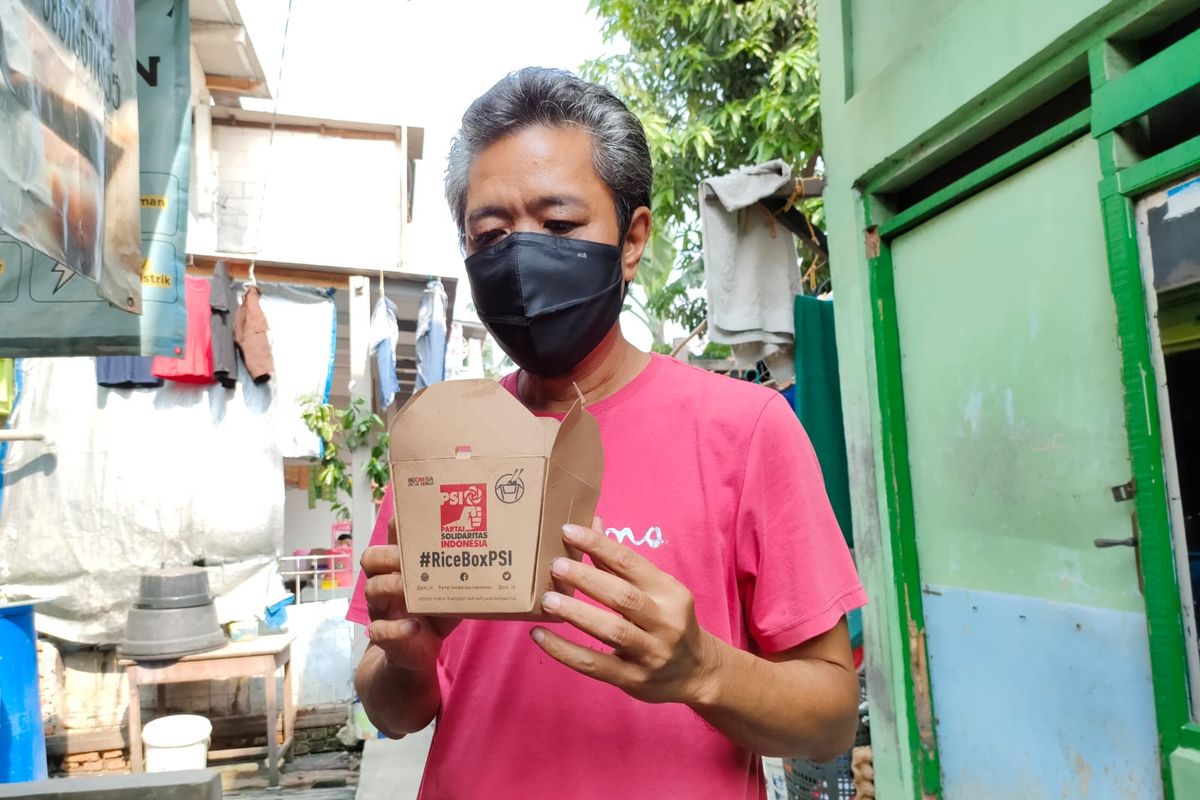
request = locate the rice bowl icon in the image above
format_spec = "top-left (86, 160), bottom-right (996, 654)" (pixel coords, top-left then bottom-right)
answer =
top-left (495, 470), bottom-right (525, 504)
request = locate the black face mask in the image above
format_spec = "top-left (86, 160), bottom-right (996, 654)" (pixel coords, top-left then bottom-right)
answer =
top-left (464, 232), bottom-right (625, 377)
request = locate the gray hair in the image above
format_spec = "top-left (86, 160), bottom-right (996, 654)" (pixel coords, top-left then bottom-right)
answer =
top-left (445, 67), bottom-right (652, 244)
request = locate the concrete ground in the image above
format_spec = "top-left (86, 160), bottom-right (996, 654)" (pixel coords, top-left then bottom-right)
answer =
top-left (354, 725), bottom-right (433, 800)
top-left (220, 750), bottom-right (359, 799)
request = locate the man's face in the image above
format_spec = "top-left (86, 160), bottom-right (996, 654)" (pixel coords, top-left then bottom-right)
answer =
top-left (463, 125), bottom-right (622, 257)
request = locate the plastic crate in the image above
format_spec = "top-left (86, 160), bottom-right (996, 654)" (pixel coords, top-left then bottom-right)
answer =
top-left (784, 751), bottom-right (855, 800)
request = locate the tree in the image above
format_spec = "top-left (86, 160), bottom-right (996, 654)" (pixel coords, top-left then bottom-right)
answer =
top-left (585, 0), bottom-right (824, 342)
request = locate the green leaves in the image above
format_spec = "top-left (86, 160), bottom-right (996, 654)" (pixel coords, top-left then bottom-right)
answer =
top-left (585, 0), bottom-right (824, 340)
top-left (300, 394), bottom-right (390, 521)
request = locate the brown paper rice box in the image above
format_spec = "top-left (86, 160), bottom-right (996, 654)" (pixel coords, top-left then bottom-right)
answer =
top-left (387, 379), bottom-right (604, 620)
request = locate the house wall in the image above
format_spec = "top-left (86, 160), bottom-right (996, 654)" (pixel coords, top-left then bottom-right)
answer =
top-left (283, 486), bottom-right (341, 554)
top-left (209, 124), bottom-right (405, 269)
top-left (817, 1), bottom-right (1199, 797)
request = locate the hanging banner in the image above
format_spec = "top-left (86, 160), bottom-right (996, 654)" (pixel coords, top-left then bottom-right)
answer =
top-left (0, 0), bottom-right (189, 356)
top-left (0, 0), bottom-right (142, 311)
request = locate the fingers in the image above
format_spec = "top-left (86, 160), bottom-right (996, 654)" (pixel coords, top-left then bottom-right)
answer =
top-left (367, 618), bottom-right (441, 673)
top-left (361, 544), bottom-right (403, 578)
top-left (549, 555), bottom-right (659, 629)
top-left (541, 591), bottom-right (656, 657)
top-left (530, 626), bottom-right (640, 687)
top-left (563, 524), bottom-right (656, 586)
top-left (362, 557), bottom-right (460, 642)
top-left (364, 572), bottom-right (408, 620)
top-left (367, 617), bottom-right (419, 642)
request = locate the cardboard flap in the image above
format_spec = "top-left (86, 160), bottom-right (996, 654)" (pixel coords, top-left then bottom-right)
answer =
top-left (389, 380), bottom-right (546, 460)
top-left (539, 418), bottom-right (560, 455)
top-left (548, 401), bottom-right (604, 489)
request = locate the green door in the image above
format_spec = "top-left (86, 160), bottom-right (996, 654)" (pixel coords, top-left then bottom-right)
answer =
top-left (888, 136), bottom-right (1161, 798)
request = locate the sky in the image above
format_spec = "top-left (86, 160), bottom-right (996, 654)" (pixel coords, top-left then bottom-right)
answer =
top-left (237, 1), bottom-right (656, 346)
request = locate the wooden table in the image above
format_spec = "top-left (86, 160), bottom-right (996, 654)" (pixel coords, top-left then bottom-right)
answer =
top-left (122, 634), bottom-right (295, 787)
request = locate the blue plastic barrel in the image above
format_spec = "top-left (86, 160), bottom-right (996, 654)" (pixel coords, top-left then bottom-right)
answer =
top-left (0, 600), bottom-right (48, 783)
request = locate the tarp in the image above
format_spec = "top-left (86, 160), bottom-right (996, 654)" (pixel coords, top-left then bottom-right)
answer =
top-left (0, 283), bottom-right (336, 643)
top-left (0, 0), bottom-right (141, 309)
top-left (0, 0), bottom-right (190, 356)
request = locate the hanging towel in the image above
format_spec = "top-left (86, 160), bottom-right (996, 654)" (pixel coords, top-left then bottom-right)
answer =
top-left (370, 295), bottom-right (401, 408)
top-left (415, 279), bottom-right (447, 390)
top-left (152, 277), bottom-right (215, 384)
top-left (793, 294), bottom-right (852, 547)
top-left (235, 284), bottom-right (274, 384)
top-left (700, 159), bottom-right (802, 377)
top-left (210, 261), bottom-right (238, 388)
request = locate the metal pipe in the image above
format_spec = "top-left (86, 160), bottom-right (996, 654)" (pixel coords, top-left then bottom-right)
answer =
top-left (0, 431), bottom-right (45, 442)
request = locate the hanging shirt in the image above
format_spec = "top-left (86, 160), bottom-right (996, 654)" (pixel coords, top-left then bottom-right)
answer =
top-left (210, 261), bottom-right (238, 388)
top-left (369, 295), bottom-right (400, 408)
top-left (95, 357), bottom-right (162, 388)
top-left (152, 277), bottom-right (215, 384)
top-left (235, 284), bottom-right (274, 384)
top-left (414, 279), bottom-right (447, 390)
top-left (700, 159), bottom-right (803, 378)
top-left (347, 354), bottom-right (867, 800)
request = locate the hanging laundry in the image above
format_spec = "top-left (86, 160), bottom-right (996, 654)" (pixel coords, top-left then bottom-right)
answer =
top-left (793, 294), bottom-right (853, 547)
top-left (235, 284), bottom-right (274, 384)
top-left (95, 357), bottom-right (163, 388)
top-left (415, 279), bottom-right (447, 390)
top-left (210, 261), bottom-right (238, 389)
top-left (370, 294), bottom-right (401, 408)
top-left (699, 159), bottom-right (803, 380)
top-left (152, 277), bottom-right (216, 384)
top-left (0, 358), bottom-right (14, 419)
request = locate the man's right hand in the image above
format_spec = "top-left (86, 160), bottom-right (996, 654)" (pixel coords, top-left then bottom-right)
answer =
top-left (361, 542), bottom-right (460, 674)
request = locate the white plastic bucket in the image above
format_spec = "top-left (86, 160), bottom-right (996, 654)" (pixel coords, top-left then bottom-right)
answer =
top-left (142, 714), bottom-right (212, 772)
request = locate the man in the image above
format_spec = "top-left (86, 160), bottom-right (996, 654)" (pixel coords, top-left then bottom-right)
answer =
top-left (347, 68), bottom-right (866, 799)
top-left (333, 533), bottom-right (353, 588)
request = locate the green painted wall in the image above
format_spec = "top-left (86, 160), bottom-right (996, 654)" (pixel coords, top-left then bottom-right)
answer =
top-left (817, 1), bottom-right (1189, 797)
top-left (846, 0), bottom-right (967, 97)
top-left (830, 0), bottom-right (1177, 188)
top-left (892, 136), bottom-right (1143, 611)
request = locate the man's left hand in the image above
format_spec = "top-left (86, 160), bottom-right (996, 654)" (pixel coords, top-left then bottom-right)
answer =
top-left (531, 520), bottom-right (723, 706)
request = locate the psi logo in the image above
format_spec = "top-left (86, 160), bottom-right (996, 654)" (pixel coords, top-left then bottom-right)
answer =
top-left (441, 484), bottom-right (487, 532)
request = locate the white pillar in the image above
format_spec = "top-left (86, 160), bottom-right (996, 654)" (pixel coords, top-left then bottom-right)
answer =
top-left (348, 275), bottom-right (373, 667)
top-left (397, 125), bottom-right (409, 270)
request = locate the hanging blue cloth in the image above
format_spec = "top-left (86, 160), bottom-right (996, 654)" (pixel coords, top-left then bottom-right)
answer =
top-left (415, 280), bottom-right (447, 390)
top-left (370, 296), bottom-right (401, 408)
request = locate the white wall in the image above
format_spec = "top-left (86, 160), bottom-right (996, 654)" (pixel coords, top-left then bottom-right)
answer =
top-left (212, 124), bottom-right (403, 269)
top-left (283, 486), bottom-right (341, 554)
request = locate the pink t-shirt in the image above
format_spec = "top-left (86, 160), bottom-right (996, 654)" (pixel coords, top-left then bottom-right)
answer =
top-left (348, 354), bottom-right (866, 799)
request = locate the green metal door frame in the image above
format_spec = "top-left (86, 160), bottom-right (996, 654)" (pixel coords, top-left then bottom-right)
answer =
top-left (1089, 32), bottom-right (1200, 796)
top-left (861, 213), bottom-right (942, 800)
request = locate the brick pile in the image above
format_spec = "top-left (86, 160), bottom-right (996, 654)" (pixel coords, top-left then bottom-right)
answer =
top-left (58, 749), bottom-right (130, 776)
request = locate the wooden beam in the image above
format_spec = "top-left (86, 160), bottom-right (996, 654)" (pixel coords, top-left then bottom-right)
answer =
top-left (211, 115), bottom-right (398, 142)
top-left (188, 255), bottom-right (433, 292)
top-left (204, 74), bottom-right (266, 96)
